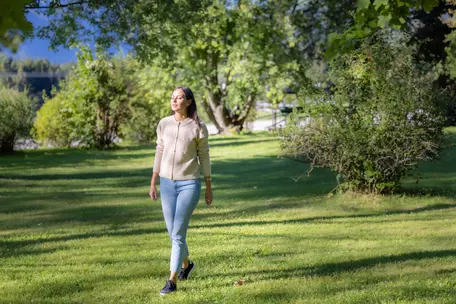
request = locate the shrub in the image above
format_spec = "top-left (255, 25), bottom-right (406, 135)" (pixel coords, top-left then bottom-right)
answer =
top-left (121, 64), bottom-right (173, 144)
top-left (0, 87), bottom-right (35, 154)
top-left (33, 92), bottom-right (72, 147)
top-left (34, 52), bottom-right (172, 148)
top-left (34, 50), bottom-right (131, 149)
top-left (280, 32), bottom-right (445, 194)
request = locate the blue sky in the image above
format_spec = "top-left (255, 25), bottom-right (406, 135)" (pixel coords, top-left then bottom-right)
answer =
top-left (5, 11), bottom-right (130, 64)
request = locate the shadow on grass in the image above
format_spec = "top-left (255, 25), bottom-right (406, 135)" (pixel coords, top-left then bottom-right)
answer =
top-left (0, 154), bottom-right (332, 214)
top-left (1, 135), bottom-right (456, 240)
top-left (2, 150), bottom-right (456, 229)
top-left (311, 249), bottom-right (456, 276)
top-left (397, 184), bottom-right (456, 199)
top-left (190, 202), bottom-right (456, 230)
top-left (211, 249), bottom-right (456, 280)
top-left (190, 203), bottom-right (456, 229)
top-left (4, 201), bottom-right (455, 258)
top-left (0, 133), bottom-right (271, 171)
top-left (0, 191), bottom-right (149, 213)
top-left (6, 265), bottom-right (164, 300)
top-left (0, 168), bottom-right (151, 181)
top-left (0, 227), bottom-right (167, 258)
top-left (0, 247), bottom-right (61, 258)
top-left (0, 194), bottom-right (167, 233)
top-left (211, 157), bottom-right (336, 201)
top-left (0, 148), bottom-right (154, 170)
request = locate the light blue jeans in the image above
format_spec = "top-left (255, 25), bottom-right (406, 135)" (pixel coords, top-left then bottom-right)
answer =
top-left (160, 177), bottom-right (201, 273)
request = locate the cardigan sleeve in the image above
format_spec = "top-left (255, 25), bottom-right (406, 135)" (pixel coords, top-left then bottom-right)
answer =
top-left (197, 122), bottom-right (211, 177)
top-left (153, 121), bottom-right (164, 173)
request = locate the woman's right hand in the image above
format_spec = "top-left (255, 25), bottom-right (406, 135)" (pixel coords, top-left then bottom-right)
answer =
top-left (149, 184), bottom-right (158, 200)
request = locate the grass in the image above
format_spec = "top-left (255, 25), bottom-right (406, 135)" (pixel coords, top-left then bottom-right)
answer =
top-left (253, 110), bottom-right (286, 121)
top-left (1, 129), bottom-right (456, 303)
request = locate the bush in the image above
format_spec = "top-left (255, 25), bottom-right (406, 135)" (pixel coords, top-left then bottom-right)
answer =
top-left (33, 93), bottom-right (72, 147)
top-left (34, 52), bottom-right (171, 148)
top-left (121, 64), bottom-right (173, 144)
top-left (280, 32), bottom-right (445, 194)
top-left (0, 87), bottom-right (35, 154)
top-left (34, 50), bottom-right (131, 149)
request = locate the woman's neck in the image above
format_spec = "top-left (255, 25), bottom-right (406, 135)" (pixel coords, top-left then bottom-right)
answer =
top-left (174, 112), bottom-right (188, 122)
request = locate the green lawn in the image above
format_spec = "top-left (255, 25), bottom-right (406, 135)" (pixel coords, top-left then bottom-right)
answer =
top-left (1, 129), bottom-right (456, 303)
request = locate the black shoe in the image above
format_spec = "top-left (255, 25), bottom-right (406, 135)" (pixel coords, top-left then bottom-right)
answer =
top-left (159, 280), bottom-right (177, 296)
top-left (178, 260), bottom-right (195, 281)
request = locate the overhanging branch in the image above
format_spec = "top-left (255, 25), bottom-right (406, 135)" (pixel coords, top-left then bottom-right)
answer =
top-left (25, 0), bottom-right (88, 10)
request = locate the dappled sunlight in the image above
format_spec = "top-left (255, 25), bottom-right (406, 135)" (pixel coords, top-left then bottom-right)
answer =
top-left (1, 132), bottom-right (456, 303)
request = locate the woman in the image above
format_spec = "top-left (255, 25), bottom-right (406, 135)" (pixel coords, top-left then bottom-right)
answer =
top-left (149, 86), bottom-right (213, 296)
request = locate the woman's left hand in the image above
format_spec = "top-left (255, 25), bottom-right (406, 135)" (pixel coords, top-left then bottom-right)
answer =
top-left (205, 187), bottom-right (213, 206)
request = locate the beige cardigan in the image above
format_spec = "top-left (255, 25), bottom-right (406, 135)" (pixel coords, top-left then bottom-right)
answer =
top-left (153, 116), bottom-right (211, 180)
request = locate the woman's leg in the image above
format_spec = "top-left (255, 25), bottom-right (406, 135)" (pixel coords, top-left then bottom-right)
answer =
top-left (159, 177), bottom-right (179, 282)
top-left (181, 256), bottom-right (189, 269)
top-left (169, 179), bottom-right (201, 275)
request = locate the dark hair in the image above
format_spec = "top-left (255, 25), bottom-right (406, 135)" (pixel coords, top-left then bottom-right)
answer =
top-left (172, 86), bottom-right (201, 127)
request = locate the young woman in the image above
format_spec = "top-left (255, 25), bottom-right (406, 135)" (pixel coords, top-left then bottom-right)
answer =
top-left (149, 86), bottom-right (213, 296)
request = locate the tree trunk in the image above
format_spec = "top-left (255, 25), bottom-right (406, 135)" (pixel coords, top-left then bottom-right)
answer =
top-left (203, 92), bottom-right (256, 134)
top-left (0, 133), bottom-right (16, 154)
top-left (201, 51), bottom-right (257, 134)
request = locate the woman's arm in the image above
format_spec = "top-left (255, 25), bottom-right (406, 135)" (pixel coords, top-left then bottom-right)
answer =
top-left (196, 123), bottom-right (211, 177)
top-left (150, 121), bottom-right (163, 201)
top-left (152, 121), bottom-right (164, 175)
top-left (149, 172), bottom-right (159, 200)
top-left (204, 176), bottom-right (213, 206)
top-left (197, 123), bottom-right (212, 205)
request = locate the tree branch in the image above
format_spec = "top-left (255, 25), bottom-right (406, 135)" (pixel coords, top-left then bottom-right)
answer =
top-left (237, 93), bottom-right (256, 124)
top-left (25, 1), bottom-right (88, 10)
top-left (291, 0), bottom-right (299, 14)
top-left (224, 69), bottom-right (232, 89)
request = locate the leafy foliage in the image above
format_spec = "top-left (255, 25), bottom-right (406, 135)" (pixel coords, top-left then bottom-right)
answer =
top-left (34, 49), bottom-right (131, 149)
top-left (120, 62), bottom-right (172, 144)
top-left (443, 1), bottom-right (456, 79)
top-left (29, 1), bottom-right (311, 133)
top-left (34, 50), bottom-right (171, 148)
top-left (16, 0), bottom-right (364, 133)
top-left (33, 91), bottom-right (72, 147)
top-left (0, 0), bottom-right (34, 51)
top-left (0, 86), bottom-right (35, 154)
top-left (280, 32), bottom-right (445, 194)
top-left (327, 0), bottom-right (442, 58)
top-left (135, 1), bottom-right (301, 133)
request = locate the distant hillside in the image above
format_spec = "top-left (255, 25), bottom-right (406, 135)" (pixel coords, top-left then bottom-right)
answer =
top-left (0, 54), bottom-right (74, 107)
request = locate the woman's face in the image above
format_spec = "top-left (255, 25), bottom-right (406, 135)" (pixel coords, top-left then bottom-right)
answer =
top-left (170, 89), bottom-right (191, 114)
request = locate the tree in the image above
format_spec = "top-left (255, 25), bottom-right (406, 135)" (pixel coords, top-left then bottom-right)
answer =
top-left (120, 60), bottom-right (171, 143)
top-left (35, 49), bottom-right (131, 149)
top-left (129, 1), bottom-right (302, 133)
top-left (326, 0), bottom-right (443, 58)
top-left (24, 0), bottom-right (353, 133)
top-left (34, 51), bottom-right (171, 147)
top-left (33, 92), bottom-right (72, 147)
top-left (323, 0), bottom-right (456, 126)
top-left (0, 86), bottom-right (35, 154)
top-left (280, 32), bottom-right (445, 194)
top-left (0, 0), bottom-right (34, 51)
top-left (14, 0), bottom-right (380, 133)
